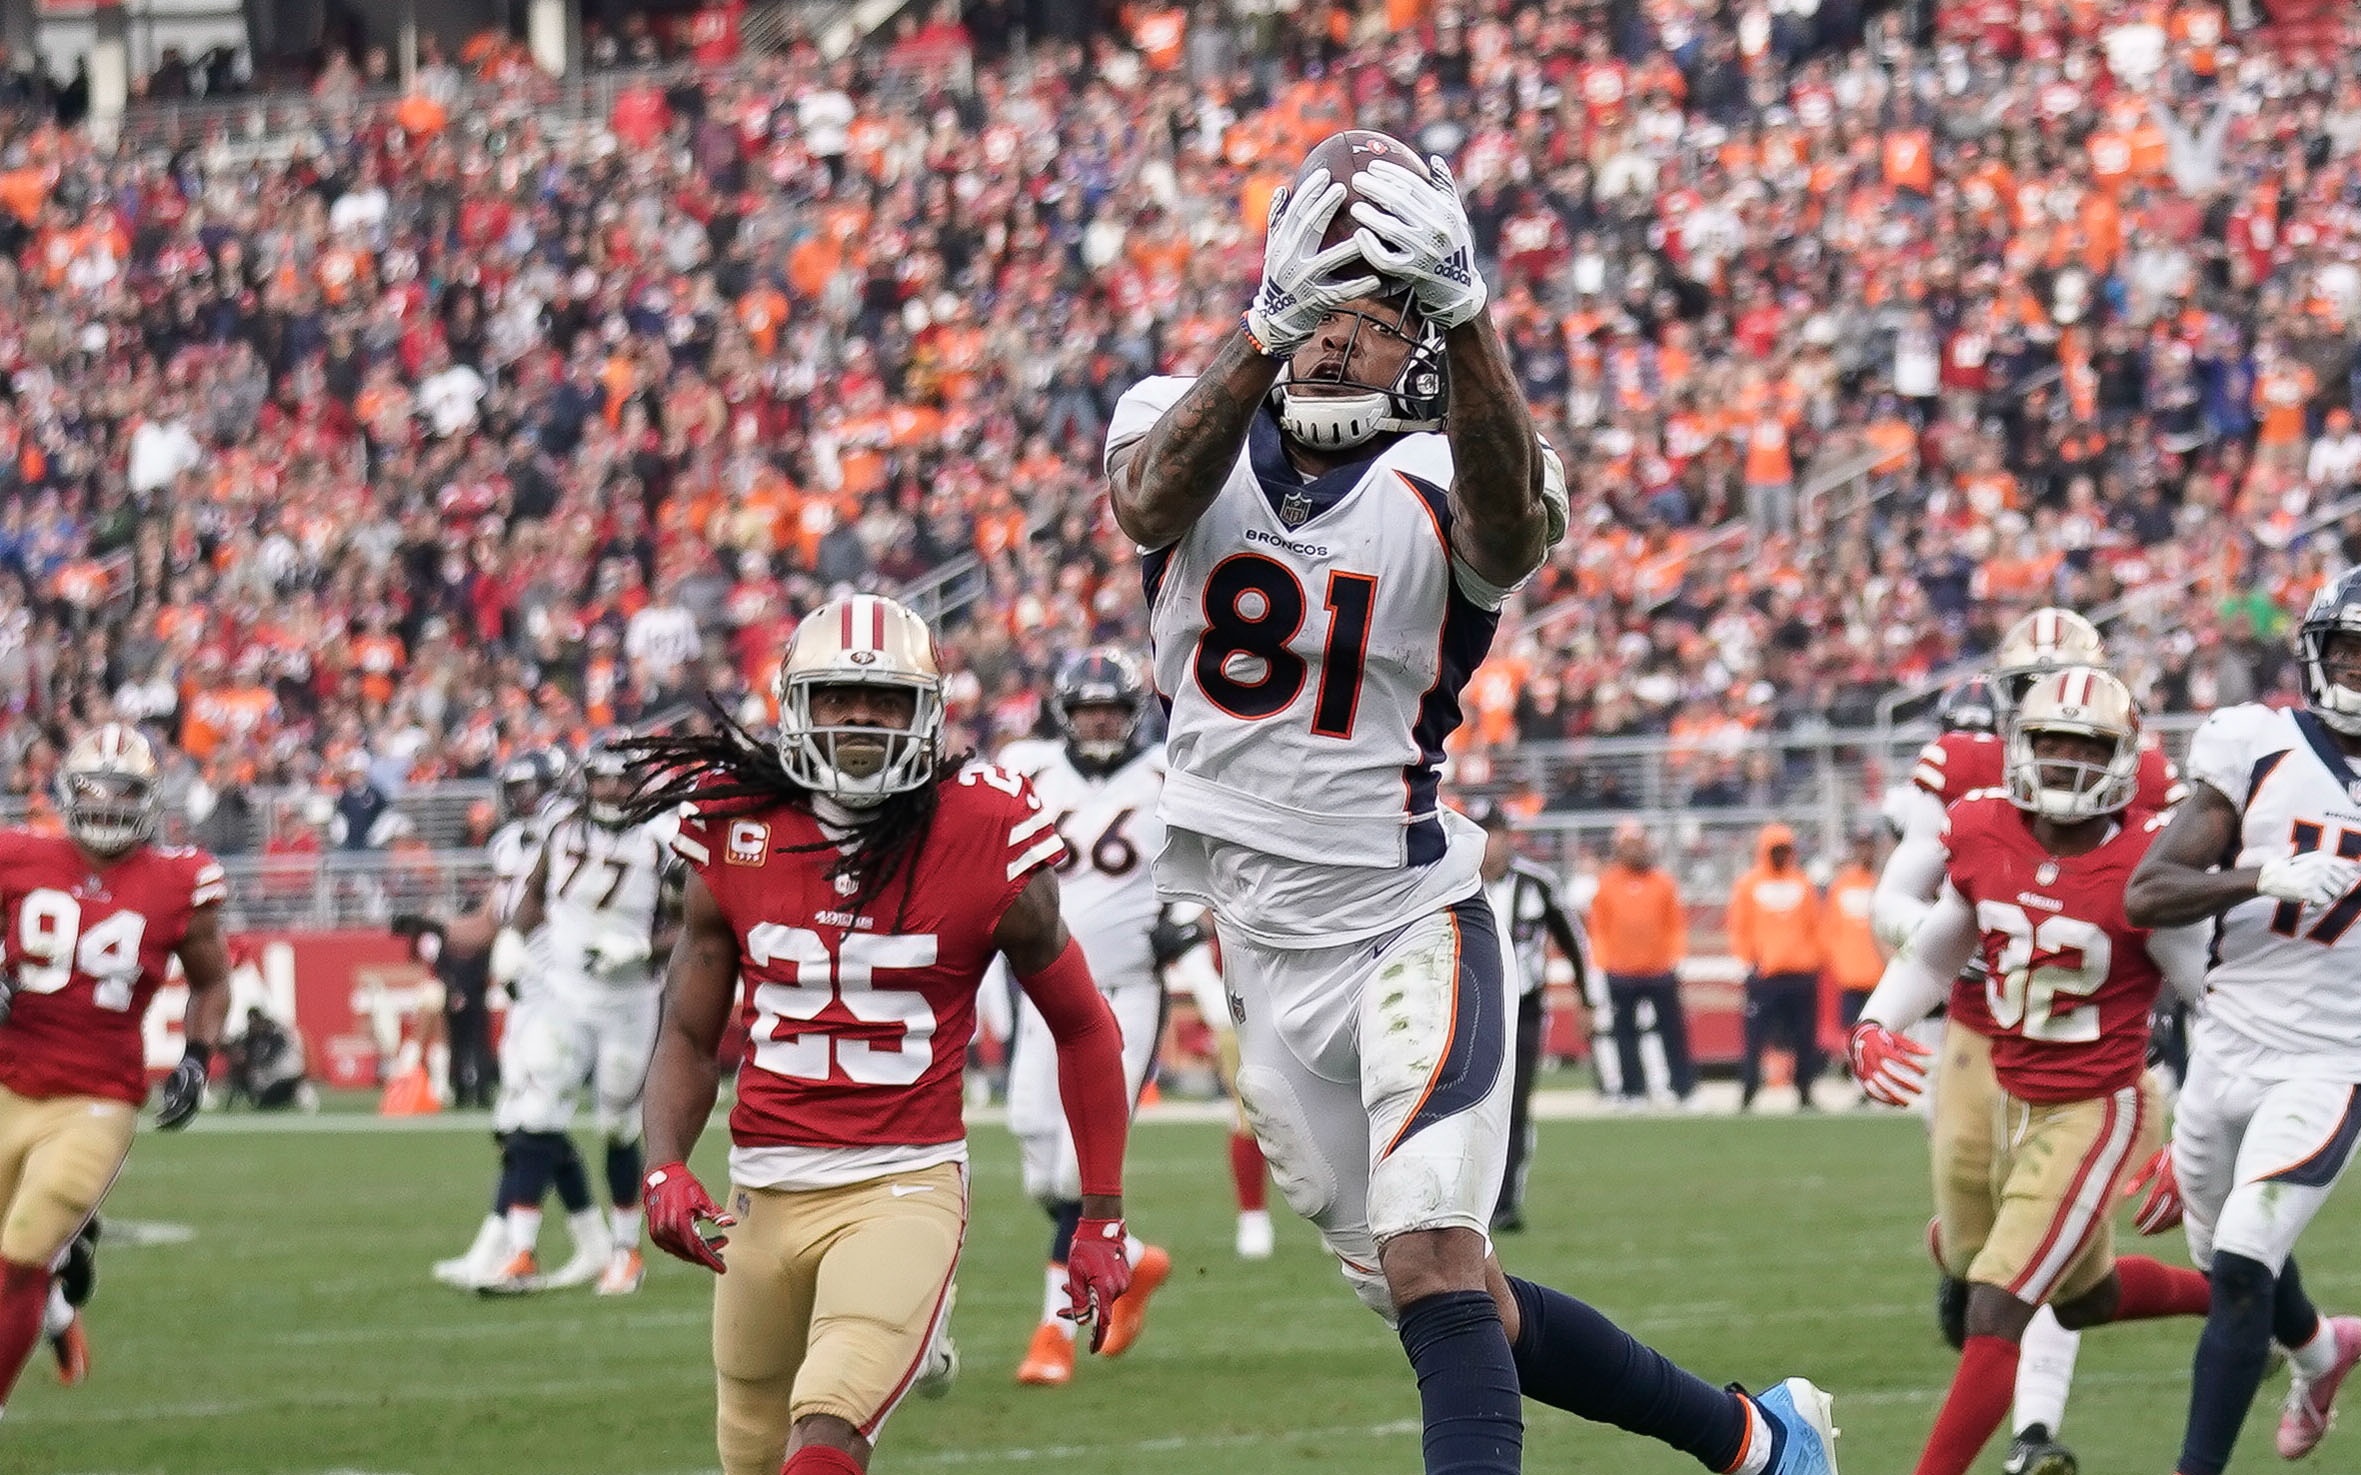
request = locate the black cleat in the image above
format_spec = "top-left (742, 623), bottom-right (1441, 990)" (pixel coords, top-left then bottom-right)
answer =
top-left (2000, 1423), bottom-right (2078, 1475)
top-left (58, 1217), bottom-right (99, 1309)
top-left (1936, 1272), bottom-right (1968, 1352)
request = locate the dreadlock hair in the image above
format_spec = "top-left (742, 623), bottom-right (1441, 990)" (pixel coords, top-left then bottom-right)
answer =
top-left (614, 699), bottom-right (972, 929)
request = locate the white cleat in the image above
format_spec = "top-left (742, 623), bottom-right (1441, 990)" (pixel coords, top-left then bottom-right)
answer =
top-left (1235, 1210), bottom-right (1275, 1261)
top-left (473, 1249), bottom-right (545, 1297)
top-left (915, 1285), bottom-right (959, 1399)
top-left (544, 1248), bottom-right (608, 1290)
top-left (433, 1217), bottom-right (508, 1288)
top-left (593, 1248), bottom-right (645, 1297)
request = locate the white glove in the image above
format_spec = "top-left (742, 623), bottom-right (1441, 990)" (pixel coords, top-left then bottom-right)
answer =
top-left (1243, 168), bottom-right (1381, 358)
top-left (489, 927), bottom-right (529, 987)
top-left (586, 931), bottom-right (654, 976)
top-left (1348, 156), bottom-right (1488, 330)
top-left (2257, 852), bottom-right (2361, 907)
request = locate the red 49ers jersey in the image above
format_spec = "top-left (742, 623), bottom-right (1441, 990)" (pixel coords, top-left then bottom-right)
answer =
top-left (1919, 733), bottom-right (2182, 1034)
top-left (674, 764), bottom-right (1064, 1155)
top-left (0, 832), bottom-right (226, 1105)
top-left (1940, 795), bottom-right (2169, 1102)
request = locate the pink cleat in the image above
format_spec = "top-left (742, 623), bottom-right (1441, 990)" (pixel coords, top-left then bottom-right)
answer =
top-left (2278, 1315), bottom-right (2361, 1459)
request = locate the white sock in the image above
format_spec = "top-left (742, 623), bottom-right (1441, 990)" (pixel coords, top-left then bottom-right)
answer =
top-left (1124, 1232), bottom-right (1147, 1264)
top-left (1239, 1209), bottom-right (1271, 1234)
top-left (1732, 1395), bottom-right (1773, 1475)
top-left (610, 1206), bottom-right (643, 1249)
top-left (567, 1208), bottom-right (610, 1257)
top-left (504, 1206), bottom-right (542, 1258)
top-left (2012, 1309), bottom-right (2080, 1436)
top-left (42, 1285), bottom-right (72, 1339)
top-left (2291, 1318), bottom-right (2342, 1381)
top-left (427, 1043), bottom-right (450, 1101)
top-left (1043, 1263), bottom-right (1075, 1339)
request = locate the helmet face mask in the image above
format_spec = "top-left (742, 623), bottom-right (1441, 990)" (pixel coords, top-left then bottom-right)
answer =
top-left (1053, 647), bottom-right (1148, 775)
top-left (2299, 575), bottom-right (2361, 734)
top-left (2003, 667), bottom-right (2140, 823)
top-left (1273, 297), bottom-right (1447, 452)
top-left (58, 725), bottom-right (161, 857)
top-left (578, 742), bottom-right (633, 829)
top-left (1939, 675), bottom-right (1999, 735)
top-left (775, 595), bottom-right (945, 808)
top-left (498, 753), bottom-right (549, 824)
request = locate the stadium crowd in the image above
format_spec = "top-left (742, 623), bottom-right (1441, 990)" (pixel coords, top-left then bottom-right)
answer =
top-left (0, 0), bottom-right (2357, 847)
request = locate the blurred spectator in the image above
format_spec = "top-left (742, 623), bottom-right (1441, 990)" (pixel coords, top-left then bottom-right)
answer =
top-left (1587, 821), bottom-right (1696, 1105)
top-left (1822, 827), bottom-right (1885, 1032)
top-left (1728, 822), bottom-right (1825, 1111)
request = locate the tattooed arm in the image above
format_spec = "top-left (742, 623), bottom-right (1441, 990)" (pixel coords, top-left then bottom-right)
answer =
top-left (1108, 333), bottom-right (1283, 551)
top-left (1442, 313), bottom-right (1547, 593)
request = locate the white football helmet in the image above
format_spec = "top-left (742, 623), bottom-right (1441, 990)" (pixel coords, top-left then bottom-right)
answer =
top-left (58, 723), bottom-right (162, 856)
top-left (2004, 667), bottom-right (2140, 822)
top-left (774, 593), bottom-right (944, 808)
top-left (1991, 607), bottom-right (2107, 710)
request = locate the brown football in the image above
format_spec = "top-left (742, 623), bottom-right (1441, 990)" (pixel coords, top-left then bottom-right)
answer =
top-left (1293, 129), bottom-right (1432, 251)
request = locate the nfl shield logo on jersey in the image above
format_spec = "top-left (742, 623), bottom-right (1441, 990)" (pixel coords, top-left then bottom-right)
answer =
top-left (1279, 490), bottom-right (1312, 528)
top-left (2347, 779), bottom-right (2361, 805)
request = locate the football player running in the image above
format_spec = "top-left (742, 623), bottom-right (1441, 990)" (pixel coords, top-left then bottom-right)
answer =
top-left (1851, 670), bottom-right (2215, 1475)
top-left (625, 594), bottom-right (1134, 1475)
top-left (429, 749), bottom-right (614, 1292)
top-left (1107, 137), bottom-right (1836, 1475)
top-left (2126, 570), bottom-right (2361, 1475)
top-left (995, 647), bottom-right (1175, 1387)
top-left (1866, 610), bottom-right (2180, 1475)
top-left (483, 738), bottom-right (681, 1297)
top-left (0, 724), bottom-right (231, 1417)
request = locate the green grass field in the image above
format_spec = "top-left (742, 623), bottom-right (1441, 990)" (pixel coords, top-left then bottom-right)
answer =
top-left (8, 1104), bottom-right (2354, 1475)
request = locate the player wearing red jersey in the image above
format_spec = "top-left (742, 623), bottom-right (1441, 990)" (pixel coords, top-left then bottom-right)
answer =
top-left (624, 595), bottom-right (1133, 1475)
top-left (1850, 670), bottom-right (2214, 1475)
top-left (0, 724), bottom-right (230, 1419)
top-left (1868, 609), bottom-right (2183, 1475)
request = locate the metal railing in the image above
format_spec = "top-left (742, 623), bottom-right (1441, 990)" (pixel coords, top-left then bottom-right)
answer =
top-left (215, 851), bottom-right (493, 931)
top-left (1468, 711), bottom-right (2210, 900)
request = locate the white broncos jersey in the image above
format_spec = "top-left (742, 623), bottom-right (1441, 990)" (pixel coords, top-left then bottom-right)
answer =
top-left (536, 805), bottom-right (679, 1002)
top-left (1108, 376), bottom-right (1531, 949)
top-left (489, 816), bottom-right (544, 926)
top-left (2186, 702), bottom-right (2361, 1064)
top-left (999, 737), bottom-right (1167, 992)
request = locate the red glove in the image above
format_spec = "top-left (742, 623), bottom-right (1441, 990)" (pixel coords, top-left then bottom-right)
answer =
top-left (1848, 1021), bottom-right (1933, 1107)
top-left (644, 1161), bottom-right (736, 1273)
top-left (1061, 1216), bottom-right (1133, 1352)
top-left (2123, 1146), bottom-right (2183, 1235)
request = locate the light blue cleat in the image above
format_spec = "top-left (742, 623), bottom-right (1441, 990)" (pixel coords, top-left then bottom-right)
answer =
top-left (1756, 1377), bottom-right (1840, 1475)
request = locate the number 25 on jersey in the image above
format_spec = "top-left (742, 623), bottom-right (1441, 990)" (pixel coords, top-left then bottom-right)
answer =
top-left (744, 926), bottom-right (938, 1086)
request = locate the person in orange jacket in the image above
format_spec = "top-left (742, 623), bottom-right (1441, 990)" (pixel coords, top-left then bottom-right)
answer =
top-left (1728, 822), bottom-right (1826, 1110)
top-left (1822, 828), bottom-right (1886, 1032)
